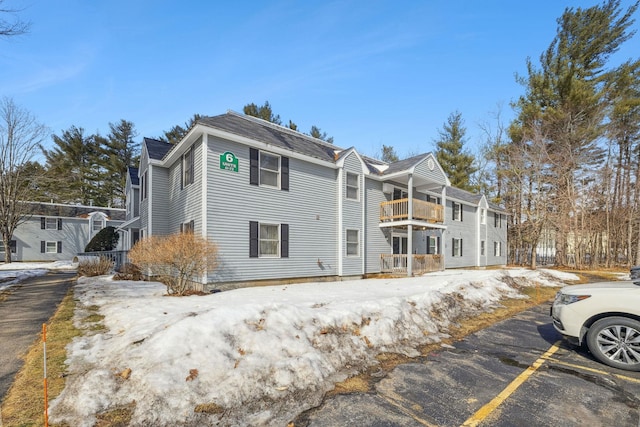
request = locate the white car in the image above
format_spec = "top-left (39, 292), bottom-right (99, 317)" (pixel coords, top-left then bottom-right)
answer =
top-left (551, 280), bottom-right (640, 371)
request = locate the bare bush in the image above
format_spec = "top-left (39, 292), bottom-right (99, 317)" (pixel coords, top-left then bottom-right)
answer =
top-left (77, 257), bottom-right (114, 277)
top-left (128, 233), bottom-right (218, 295)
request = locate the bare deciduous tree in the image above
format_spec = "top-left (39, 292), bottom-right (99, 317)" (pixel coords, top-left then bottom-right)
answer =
top-left (0, 98), bottom-right (48, 262)
top-left (0, 0), bottom-right (30, 38)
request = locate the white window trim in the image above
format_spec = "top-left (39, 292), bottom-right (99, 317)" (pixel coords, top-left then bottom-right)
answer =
top-left (259, 222), bottom-right (280, 258)
top-left (182, 146), bottom-right (194, 188)
top-left (453, 202), bottom-right (462, 221)
top-left (480, 208), bottom-right (486, 225)
top-left (346, 172), bottom-right (359, 201)
top-left (494, 241), bottom-right (501, 257)
top-left (259, 151), bottom-right (281, 189)
top-left (346, 229), bottom-right (360, 257)
top-left (45, 241), bottom-right (58, 253)
top-left (453, 238), bottom-right (462, 257)
top-left (45, 218), bottom-right (58, 230)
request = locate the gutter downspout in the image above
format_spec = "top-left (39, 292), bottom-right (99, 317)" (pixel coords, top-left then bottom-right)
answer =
top-left (201, 135), bottom-right (208, 284)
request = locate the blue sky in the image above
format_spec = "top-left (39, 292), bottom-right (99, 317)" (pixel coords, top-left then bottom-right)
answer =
top-left (1, 1), bottom-right (639, 161)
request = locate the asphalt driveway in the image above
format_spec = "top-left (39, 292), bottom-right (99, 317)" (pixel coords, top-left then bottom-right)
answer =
top-left (0, 271), bottom-right (76, 402)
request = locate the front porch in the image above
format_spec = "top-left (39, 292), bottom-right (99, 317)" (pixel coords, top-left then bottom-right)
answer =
top-left (380, 254), bottom-right (444, 275)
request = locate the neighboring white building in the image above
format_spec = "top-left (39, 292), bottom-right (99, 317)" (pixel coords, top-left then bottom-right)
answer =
top-left (5, 202), bottom-right (125, 262)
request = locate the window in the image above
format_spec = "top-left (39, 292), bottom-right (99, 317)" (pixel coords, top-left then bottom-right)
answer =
top-left (249, 221), bottom-right (289, 258)
top-left (41, 217), bottom-right (61, 230)
top-left (182, 146), bottom-right (194, 188)
top-left (249, 148), bottom-right (289, 191)
top-left (481, 240), bottom-right (485, 256)
top-left (494, 212), bottom-right (502, 228)
top-left (452, 202), bottom-right (463, 221)
top-left (0, 240), bottom-right (16, 253)
top-left (92, 216), bottom-right (104, 232)
top-left (452, 238), bottom-right (463, 257)
top-left (181, 220), bottom-right (195, 234)
top-left (346, 229), bottom-right (359, 256)
top-left (141, 171), bottom-right (148, 201)
top-left (259, 223), bottom-right (280, 256)
top-left (480, 209), bottom-right (486, 224)
top-left (346, 173), bottom-right (359, 200)
top-left (427, 236), bottom-right (438, 254)
top-left (494, 241), bottom-right (502, 257)
top-left (260, 152), bottom-right (280, 187)
top-left (41, 241), bottom-right (61, 254)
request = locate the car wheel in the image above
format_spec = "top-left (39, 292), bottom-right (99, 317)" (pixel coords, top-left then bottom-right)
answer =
top-left (586, 317), bottom-right (640, 372)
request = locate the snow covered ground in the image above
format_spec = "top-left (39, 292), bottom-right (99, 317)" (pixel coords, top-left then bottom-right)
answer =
top-left (49, 268), bottom-right (579, 426)
top-left (0, 261), bottom-right (75, 291)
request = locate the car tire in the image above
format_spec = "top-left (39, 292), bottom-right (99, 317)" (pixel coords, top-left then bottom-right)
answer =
top-left (586, 317), bottom-right (640, 372)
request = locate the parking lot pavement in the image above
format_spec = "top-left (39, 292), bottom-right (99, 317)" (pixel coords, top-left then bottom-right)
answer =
top-left (297, 304), bottom-right (640, 427)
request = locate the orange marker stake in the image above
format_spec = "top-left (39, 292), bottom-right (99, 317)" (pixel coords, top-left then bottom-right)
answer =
top-left (43, 323), bottom-right (48, 427)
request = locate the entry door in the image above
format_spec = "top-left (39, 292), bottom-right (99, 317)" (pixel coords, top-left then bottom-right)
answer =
top-left (393, 235), bottom-right (408, 269)
top-left (392, 236), bottom-right (408, 254)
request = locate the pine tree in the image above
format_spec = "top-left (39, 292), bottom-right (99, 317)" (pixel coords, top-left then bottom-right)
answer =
top-left (434, 111), bottom-right (478, 192)
top-left (42, 126), bottom-right (105, 205)
top-left (95, 120), bottom-right (140, 208)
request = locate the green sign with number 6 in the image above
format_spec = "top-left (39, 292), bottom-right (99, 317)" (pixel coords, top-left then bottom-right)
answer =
top-left (220, 151), bottom-right (238, 172)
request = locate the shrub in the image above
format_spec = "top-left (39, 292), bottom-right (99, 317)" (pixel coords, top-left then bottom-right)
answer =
top-left (77, 257), bottom-right (114, 277)
top-left (128, 233), bottom-right (218, 295)
top-left (85, 226), bottom-right (119, 252)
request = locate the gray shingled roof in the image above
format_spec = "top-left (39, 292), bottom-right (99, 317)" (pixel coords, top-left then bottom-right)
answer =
top-left (381, 153), bottom-right (431, 175)
top-left (144, 137), bottom-right (173, 160)
top-left (128, 166), bottom-right (139, 186)
top-left (198, 112), bottom-right (339, 163)
top-left (22, 202), bottom-right (126, 221)
top-left (445, 187), bottom-right (507, 213)
top-left (446, 186), bottom-right (482, 204)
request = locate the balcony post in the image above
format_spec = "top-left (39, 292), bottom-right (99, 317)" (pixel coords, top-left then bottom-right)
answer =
top-left (407, 173), bottom-right (413, 276)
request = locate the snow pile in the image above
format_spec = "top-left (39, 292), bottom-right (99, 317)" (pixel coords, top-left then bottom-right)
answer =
top-left (50, 268), bottom-right (576, 426)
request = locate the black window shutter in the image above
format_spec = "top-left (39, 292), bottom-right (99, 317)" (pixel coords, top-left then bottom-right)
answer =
top-left (180, 223), bottom-right (183, 233)
top-left (58, 218), bottom-right (62, 230)
top-left (460, 205), bottom-right (463, 222)
top-left (437, 236), bottom-right (441, 255)
top-left (41, 241), bottom-right (45, 253)
top-left (10, 240), bottom-right (16, 253)
top-left (190, 220), bottom-right (195, 232)
top-left (249, 221), bottom-right (258, 258)
top-left (180, 156), bottom-right (184, 190)
top-left (281, 224), bottom-right (289, 258)
top-left (57, 241), bottom-right (62, 253)
top-left (452, 238), bottom-right (455, 257)
top-left (281, 157), bottom-right (289, 191)
top-left (460, 239), bottom-right (463, 256)
top-left (451, 202), bottom-right (455, 220)
top-left (41, 217), bottom-right (45, 229)
top-left (426, 237), bottom-right (430, 254)
top-left (250, 148), bottom-right (259, 186)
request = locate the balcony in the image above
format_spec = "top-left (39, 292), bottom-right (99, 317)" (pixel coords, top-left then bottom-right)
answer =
top-left (380, 198), bottom-right (444, 223)
top-left (380, 254), bottom-right (444, 275)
